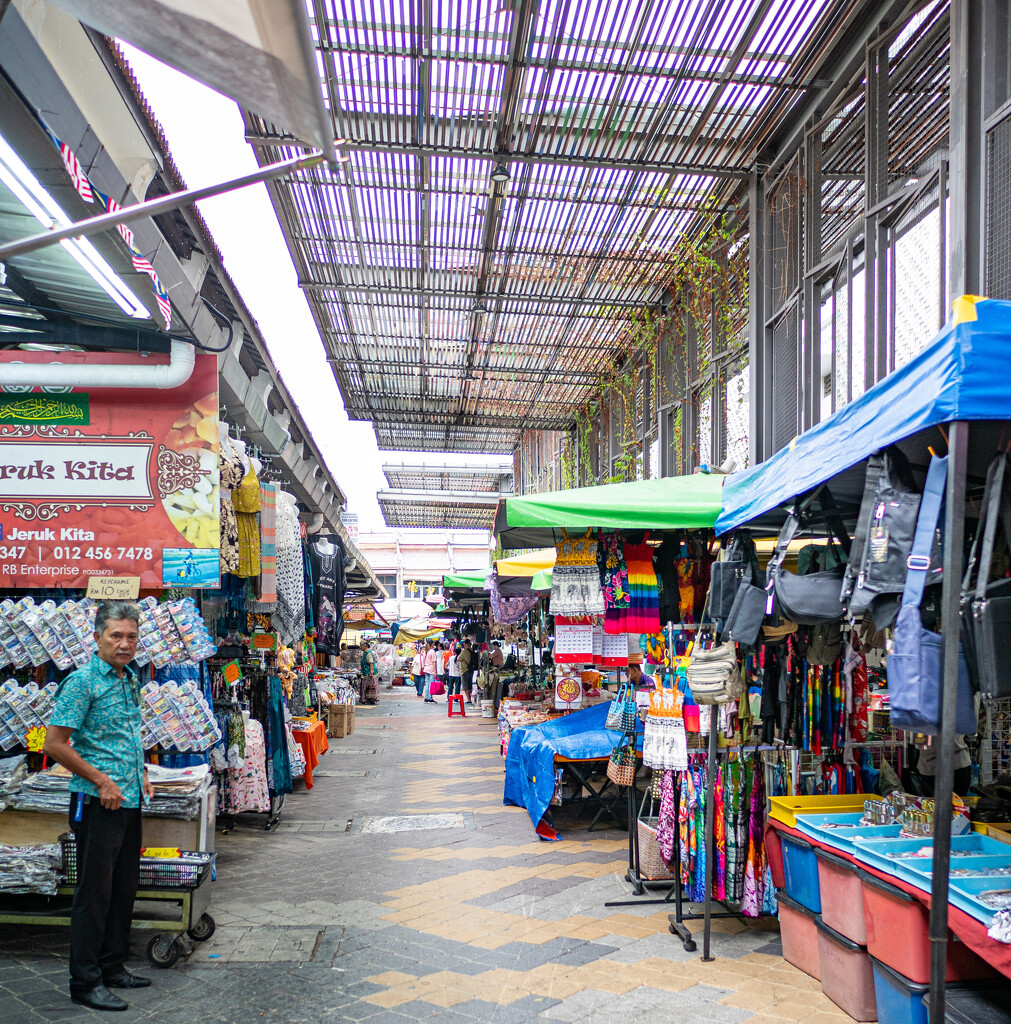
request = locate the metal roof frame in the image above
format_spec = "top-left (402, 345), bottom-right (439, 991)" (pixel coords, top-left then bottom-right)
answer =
top-left (250, 0), bottom-right (915, 453)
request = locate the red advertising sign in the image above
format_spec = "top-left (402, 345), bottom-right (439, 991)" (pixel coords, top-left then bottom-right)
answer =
top-left (0, 350), bottom-right (220, 588)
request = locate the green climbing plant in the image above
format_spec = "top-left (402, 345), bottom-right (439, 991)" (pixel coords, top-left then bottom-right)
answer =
top-left (567, 201), bottom-right (748, 481)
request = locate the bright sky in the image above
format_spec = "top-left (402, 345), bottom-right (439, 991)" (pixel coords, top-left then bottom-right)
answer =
top-left (120, 44), bottom-right (501, 534)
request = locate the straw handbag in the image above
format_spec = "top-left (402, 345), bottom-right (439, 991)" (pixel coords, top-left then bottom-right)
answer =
top-left (606, 742), bottom-right (636, 787)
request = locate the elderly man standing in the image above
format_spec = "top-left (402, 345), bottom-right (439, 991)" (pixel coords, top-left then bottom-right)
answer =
top-left (43, 601), bottom-right (152, 1011)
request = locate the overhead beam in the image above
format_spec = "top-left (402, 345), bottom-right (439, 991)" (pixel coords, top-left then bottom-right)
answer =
top-left (300, 281), bottom-right (645, 307)
top-left (377, 488), bottom-right (501, 504)
top-left (0, 154), bottom-right (327, 263)
top-left (0, 314), bottom-right (172, 352)
top-left (247, 134), bottom-right (750, 178)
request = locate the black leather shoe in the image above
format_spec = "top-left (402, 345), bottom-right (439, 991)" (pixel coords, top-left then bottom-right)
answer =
top-left (71, 984), bottom-right (129, 1011)
top-left (104, 969), bottom-right (152, 989)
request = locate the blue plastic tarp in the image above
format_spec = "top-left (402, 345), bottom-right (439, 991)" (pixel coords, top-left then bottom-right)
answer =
top-left (717, 296), bottom-right (1011, 534)
top-left (503, 701), bottom-right (629, 829)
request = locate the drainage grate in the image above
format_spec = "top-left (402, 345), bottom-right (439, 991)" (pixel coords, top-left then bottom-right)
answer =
top-left (311, 770), bottom-right (369, 778)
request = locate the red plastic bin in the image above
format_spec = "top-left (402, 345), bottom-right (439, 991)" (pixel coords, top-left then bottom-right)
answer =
top-left (858, 869), bottom-right (993, 984)
top-left (777, 891), bottom-right (821, 981)
top-left (815, 915), bottom-right (877, 1021)
top-left (815, 846), bottom-right (866, 945)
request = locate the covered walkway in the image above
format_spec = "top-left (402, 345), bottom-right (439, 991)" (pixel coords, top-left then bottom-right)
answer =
top-left (4, 695), bottom-right (845, 1024)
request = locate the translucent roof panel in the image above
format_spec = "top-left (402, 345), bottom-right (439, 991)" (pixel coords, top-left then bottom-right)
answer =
top-left (256, 0), bottom-right (868, 451)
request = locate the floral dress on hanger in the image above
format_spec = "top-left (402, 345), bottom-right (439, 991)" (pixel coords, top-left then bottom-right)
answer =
top-left (218, 436), bottom-right (243, 575)
top-left (598, 531), bottom-right (631, 634)
top-left (550, 528), bottom-right (605, 617)
top-left (232, 462), bottom-right (262, 578)
top-left (741, 760), bottom-right (767, 917)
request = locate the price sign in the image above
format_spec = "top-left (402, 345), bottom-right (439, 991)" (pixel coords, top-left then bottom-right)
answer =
top-left (25, 725), bottom-right (46, 752)
top-left (251, 633), bottom-right (277, 651)
top-left (141, 847), bottom-right (181, 859)
top-left (86, 576), bottom-right (140, 600)
top-left (222, 660), bottom-right (242, 685)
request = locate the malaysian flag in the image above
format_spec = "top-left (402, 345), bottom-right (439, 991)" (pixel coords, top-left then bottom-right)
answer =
top-left (93, 187), bottom-right (172, 331)
top-left (94, 189), bottom-right (136, 250)
top-left (57, 139), bottom-right (93, 204)
top-left (151, 278), bottom-right (173, 330)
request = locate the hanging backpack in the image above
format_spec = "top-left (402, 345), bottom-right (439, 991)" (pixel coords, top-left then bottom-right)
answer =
top-left (961, 453), bottom-right (1011, 698)
top-left (889, 454), bottom-right (977, 735)
top-left (840, 447), bottom-right (924, 629)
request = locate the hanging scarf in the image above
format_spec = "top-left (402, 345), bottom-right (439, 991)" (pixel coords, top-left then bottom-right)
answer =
top-left (657, 770), bottom-right (676, 864)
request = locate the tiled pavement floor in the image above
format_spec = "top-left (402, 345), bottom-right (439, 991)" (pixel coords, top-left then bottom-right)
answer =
top-left (0, 691), bottom-right (856, 1023)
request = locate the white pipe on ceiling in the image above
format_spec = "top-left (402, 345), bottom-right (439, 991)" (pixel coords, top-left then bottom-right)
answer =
top-left (0, 338), bottom-right (195, 389)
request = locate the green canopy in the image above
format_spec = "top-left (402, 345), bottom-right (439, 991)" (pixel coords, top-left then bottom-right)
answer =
top-left (495, 473), bottom-right (725, 549)
top-left (443, 568), bottom-right (491, 592)
top-left (530, 567), bottom-right (552, 591)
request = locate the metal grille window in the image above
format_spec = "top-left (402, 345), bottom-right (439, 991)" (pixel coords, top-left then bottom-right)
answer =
top-left (771, 305), bottom-right (800, 451)
top-left (892, 198), bottom-right (946, 368)
top-left (698, 392), bottom-right (713, 469)
top-left (725, 367), bottom-right (750, 472)
top-left (986, 110), bottom-right (1011, 300)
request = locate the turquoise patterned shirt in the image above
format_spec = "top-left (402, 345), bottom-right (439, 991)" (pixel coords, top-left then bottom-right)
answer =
top-left (51, 654), bottom-right (144, 809)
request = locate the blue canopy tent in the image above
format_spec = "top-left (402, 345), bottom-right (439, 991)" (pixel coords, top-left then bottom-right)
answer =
top-left (717, 295), bottom-right (1011, 1020)
top-left (718, 295), bottom-right (1010, 535)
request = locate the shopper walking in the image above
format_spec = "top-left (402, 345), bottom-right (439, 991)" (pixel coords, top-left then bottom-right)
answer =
top-left (43, 601), bottom-right (152, 1011)
top-left (458, 639), bottom-right (475, 704)
top-left (410, 645), bottom-right (424, 697)
top-left (422, 640), bottom-right (438, 703)
top-left (447, 644), bottom-right (462, 699)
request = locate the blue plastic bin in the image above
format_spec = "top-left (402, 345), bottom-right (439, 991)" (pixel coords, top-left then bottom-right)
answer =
top-left (782, 832), bottom-right (821, 912)
top-left (871, 956), bottom-right (929, 1024)
top-left (156, 749), bottom-right (209, 769)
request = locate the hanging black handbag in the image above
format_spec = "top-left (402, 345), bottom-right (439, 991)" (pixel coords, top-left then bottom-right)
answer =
top-left (962, 453), bottom-right (1011, 698)
top-left (766, 490), bottom-right (851, 626)
top-left (840, 447), bottom-right (924, 629)
top-left (710, 530), bottom-right (760, 622)
top-left (725, 576), bottom-right (766, 647)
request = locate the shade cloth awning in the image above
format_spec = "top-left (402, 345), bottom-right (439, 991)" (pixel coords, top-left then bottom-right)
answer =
top-left (443, 569), bottom-right (491, 592)
top-left (390, 615), bottom-right (452, 643)
top-left (717, 296), bottom-right (1011, 535)
top-left (530, 568), bottom-right (552, 592)
top-left (496, 474), bottom-right (726, 549)
top-left (495, 550), bottom-right (556, 577)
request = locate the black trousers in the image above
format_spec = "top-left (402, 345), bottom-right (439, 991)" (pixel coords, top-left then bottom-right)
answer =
top-left (917, 766), bottom-right (972, 798)
top-left (69, 798), bottom-right (142, 994)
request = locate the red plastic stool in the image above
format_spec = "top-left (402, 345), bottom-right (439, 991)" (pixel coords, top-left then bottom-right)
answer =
top-left (447, 694), bottom-right (466, 718)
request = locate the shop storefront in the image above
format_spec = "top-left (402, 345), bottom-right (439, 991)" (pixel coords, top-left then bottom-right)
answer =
top-left (492, 300), bottom-right (1011, 1021)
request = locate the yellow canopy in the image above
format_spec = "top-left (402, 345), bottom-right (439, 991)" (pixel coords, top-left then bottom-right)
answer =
top-left (494, 548), bottom-right (555, 577)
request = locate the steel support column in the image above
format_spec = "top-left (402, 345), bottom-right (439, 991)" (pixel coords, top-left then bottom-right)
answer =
top-left (863, 36), bottom-right (889, 390)
top-left (803, 130), bottom-right (823, 429)
top-left (927, 421), bottom-right (968, 1024)
top-left (949, 0), bottom-right (984, 296)
top-left (748, 169), bottom-right (771, 465)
